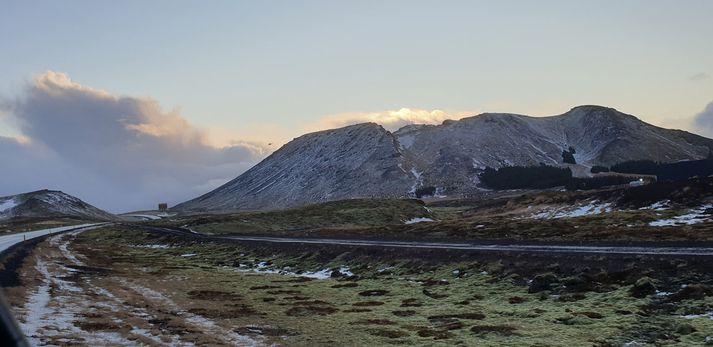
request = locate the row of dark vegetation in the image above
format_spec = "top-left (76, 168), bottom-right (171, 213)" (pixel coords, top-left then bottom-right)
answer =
top-left (475, 165), bottom-right (644, 191)
top-left (563, 176), bottom-right (634, 190)
top-left (479, 165), bottom-right (637, 191)
top-left (479, 166), bottom-right (572, 190)
top-left (480, 157), bottom-right (713, 191)
top-left (592, 158), bottom-right (713, 181)
top-left (589, 165), bottom-right (610, 173)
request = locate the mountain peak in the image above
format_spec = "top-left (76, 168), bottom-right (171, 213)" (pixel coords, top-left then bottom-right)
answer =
top-left (176, 107), bottom-right (713, 212)
top-left (0, 190), bottom-right (116, 221)
top-left (569, 105), bottom-right (618, 112)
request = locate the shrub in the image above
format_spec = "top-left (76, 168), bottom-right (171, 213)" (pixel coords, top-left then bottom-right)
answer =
top-left (479, 166), bottom-right (572, 189)
top-left (590, 165), bottom-right (610, 173)
top-left (610, 160), bottom-right (658, 175)
top-left (562, 148), bottom-right (576, 164)
top-left (414, 186), bottom-right (436, 198)
top-left (565, 176), bottom-right (633, 190)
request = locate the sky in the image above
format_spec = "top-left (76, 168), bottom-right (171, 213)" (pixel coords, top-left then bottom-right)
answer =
top-left (1, 1), bottom-right (712, 212)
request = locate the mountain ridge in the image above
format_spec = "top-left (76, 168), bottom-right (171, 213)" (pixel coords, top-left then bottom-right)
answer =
top-left (175, 106), bottom-right (713, 212)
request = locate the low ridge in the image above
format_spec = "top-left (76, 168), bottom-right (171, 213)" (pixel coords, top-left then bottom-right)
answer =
top-left (0, 189), bottom-right (117, 221)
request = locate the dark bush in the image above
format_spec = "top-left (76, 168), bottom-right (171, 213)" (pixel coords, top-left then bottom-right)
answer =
top-left (414, 186), bottom-right (436, 198)
top-left (611, 159), bottom-right (713, 181)
top-left (565, 176), bottom-right (633, 190)
top-left (656, 159), bottom-right (713, 181)
top-left (479, 166), bottom-right (572, 189)
top-left (562, 149), bottom-right (576, 164)
top-left (590, 165), bottom-right (610, 173)
top-left (610, 160), bottom-right (659, 175)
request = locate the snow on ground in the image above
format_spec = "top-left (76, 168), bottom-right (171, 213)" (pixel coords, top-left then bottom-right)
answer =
top-left (397, 134), bottom-right (416, 150)
top-left (0, 198), bottom-right (18, 212)
top-left (237, 262), bottom-right (354, 279)
top-left (408, 168), bottom-right (423, 195)
top-left (531, 201), bottom-right (612, 219)
top-left (17, 230), bottom-right (261, 346)
top-left (639, 200), bottom-right (671, 211)
top-left (21, 259), bottom-right (52, 343)
top-left (18, 234), bottom-right (132, 346)
top-left (133, 244), bottom-right (172, 249)
top-left (681, 312), bottom-right (713, 320)
top-left (120, 280), bottom-right (261, 346)
top-left (649, 204), bottom-right (713, 227)
top-left (404, 217), bottom-right (435, 224)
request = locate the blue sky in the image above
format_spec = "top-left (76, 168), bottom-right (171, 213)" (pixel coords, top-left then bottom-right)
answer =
top-left (2, 1), bottom-right (712, 143)
top-left (0, 1), bottom-right (712, 211)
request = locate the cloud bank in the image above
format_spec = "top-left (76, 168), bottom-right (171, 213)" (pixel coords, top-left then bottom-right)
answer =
top-left (0, 72), bottom-right (269, 212)
top-left (319, 108), bottom-right (474, 132)
top-left (693, 101), bottom-right (713, 138)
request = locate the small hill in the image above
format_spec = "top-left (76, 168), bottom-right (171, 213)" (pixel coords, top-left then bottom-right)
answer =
top-left (0, 190), bottom-right (116, 221)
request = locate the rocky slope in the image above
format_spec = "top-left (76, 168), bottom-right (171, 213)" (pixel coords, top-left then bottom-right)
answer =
top-left (176, 124), bottom-right (414, 212)
top-left (0, 190), bottom-right (116, 221)
top-left (176, 106), bottom-right (713, 212)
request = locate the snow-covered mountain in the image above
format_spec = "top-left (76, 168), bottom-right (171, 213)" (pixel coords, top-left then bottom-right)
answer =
top-left (175, 106), bottom-right (713, 212)
top-left (0, 190), bottom-right (116, 221)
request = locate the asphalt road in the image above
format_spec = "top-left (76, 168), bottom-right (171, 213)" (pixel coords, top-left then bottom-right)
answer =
top-left (135, 225), bottom-right (713, 257)
top-left (0, 223), bottom-right (106, 253)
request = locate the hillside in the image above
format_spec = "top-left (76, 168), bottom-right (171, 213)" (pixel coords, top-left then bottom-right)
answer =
top-left (0, 190), bottom-right (116, 221)
top-left (176, 106), bottom-right (713, 212)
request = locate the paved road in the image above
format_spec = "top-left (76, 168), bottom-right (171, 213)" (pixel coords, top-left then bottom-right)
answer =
top-left (0, 223), bottom-right (106, 253)
top-left (136, 225), bottom-right (713, 256)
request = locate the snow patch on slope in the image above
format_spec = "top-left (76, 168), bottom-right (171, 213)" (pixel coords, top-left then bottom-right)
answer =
top-left (649, 204), bottom-right (713, 227)
top-left (408, 168), bottom-right (424, 195)
top-left (531, 201), bottom-right (613, 219)
top-left (404, 217), bottom-right (435, 224)
top-left (639, 200), bottom-right (671, 211)
top-left (237, 262), bottom-right (354, 279)
top-left (0, 198), bottom-right (18, 212)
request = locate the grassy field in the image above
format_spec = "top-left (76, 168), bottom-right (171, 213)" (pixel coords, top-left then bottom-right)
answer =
top-left (157, 199), bottom-right (713, 243)
top-left (155, 199), bottom-right (433, 235)
top-left (146, 178), bottom-right (713, 243)
top-left (61, 226), bottom-right (713, 346)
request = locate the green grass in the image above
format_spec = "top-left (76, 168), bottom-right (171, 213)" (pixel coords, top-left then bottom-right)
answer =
top-left (156, 199), bottom-right (432, 235)
top-left (76, 227), bottom-right (713, 346)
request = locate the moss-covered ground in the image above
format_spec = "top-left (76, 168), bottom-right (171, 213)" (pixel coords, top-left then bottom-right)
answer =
top-left (73, 226), bottom-right (713, 346)
top-left (154, 199), bottom-right (432, 236)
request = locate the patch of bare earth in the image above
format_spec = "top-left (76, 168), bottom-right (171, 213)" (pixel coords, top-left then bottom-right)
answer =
top-left (6, 230), bottom-right (267, 346)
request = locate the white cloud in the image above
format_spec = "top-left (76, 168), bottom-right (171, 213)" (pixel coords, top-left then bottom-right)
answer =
top-left (693, 101), bottom-right (713, 138)
top-left (318, 108), bottom-right (475, 132)
top-left (0, 71), bottom-right (269, 212)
